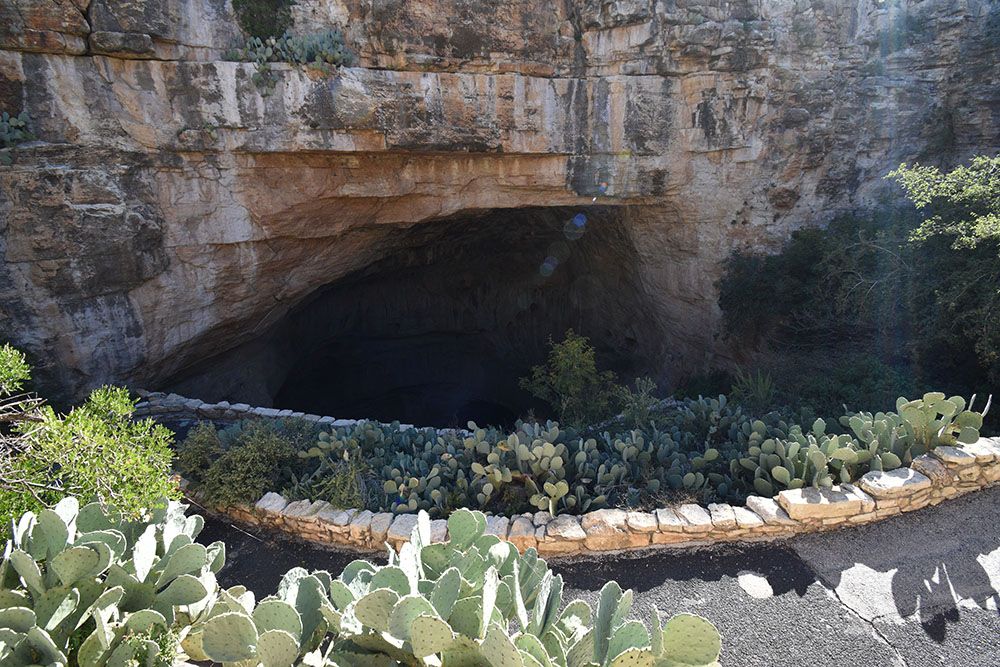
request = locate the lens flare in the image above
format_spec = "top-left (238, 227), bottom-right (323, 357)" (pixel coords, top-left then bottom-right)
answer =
top-left (547, 240), bottom-right (571, 263)
top-left (564, 213), bottom-right (588, 240)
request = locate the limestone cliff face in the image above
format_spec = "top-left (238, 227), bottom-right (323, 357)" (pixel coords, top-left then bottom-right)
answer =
top-left (0, 0), bottom-right (998, 406)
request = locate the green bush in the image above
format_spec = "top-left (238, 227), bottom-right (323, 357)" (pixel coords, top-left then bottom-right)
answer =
top-left (0, 345), bottom-right (177, 532)
top-left (231, 0), bottom-right (294, 39)
top-left (618, 376), bottom-right (661, 429)
top-left (520, 330), bottom-right (623, 427)
top-left (1, 499), bottom-right (724, 666)
top-left (0, 343), bottom-right (30, 394)
top-left (189, 420), bottom-right (299, 506)
top-left (768, 350), bottom-right (917, 417)
top-left (174, 422), bottom-right (222, 484)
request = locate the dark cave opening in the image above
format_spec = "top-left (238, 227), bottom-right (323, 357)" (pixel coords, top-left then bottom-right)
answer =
top-left (167, 206), bottom-right (667, 428)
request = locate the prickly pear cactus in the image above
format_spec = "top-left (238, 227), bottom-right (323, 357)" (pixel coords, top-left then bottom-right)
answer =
top-left (0, 497), bottom-right (226, 666)
top-left (195, 508), bottom-right (723, 667)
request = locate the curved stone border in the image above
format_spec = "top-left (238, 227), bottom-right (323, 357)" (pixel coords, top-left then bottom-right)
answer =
top-left (152, 392), bottom-right (1000, 556)
top-left (134, 390), bottom-right (449, 433)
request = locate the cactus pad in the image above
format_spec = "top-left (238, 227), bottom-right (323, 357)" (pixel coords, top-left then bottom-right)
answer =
top-left (202, 611), bottom-right (259, 662)
top-left (257, 628), bottom-right (300, 667)
top-left (253, 599), bottom-right (303, 641)
top-left (387, 595), bottom-right (436, 641)
top-left (157, 574), bottom-right (209, 607)
top-left (410, 614), bottom-right (454, 657)
top-left (0, 607), bottom-right (36, 633)
top-left (51, 546), bottom-right (100, 586)
top-left (355, 588), bottom-right (399, 633)
top-left (660, 613), bottom-right (721, 666)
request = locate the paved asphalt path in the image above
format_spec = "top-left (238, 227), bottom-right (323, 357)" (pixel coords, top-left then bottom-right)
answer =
top-left (197, 487), bottom-right (1000, 666)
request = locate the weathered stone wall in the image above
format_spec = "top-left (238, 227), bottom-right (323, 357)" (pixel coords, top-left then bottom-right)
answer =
top-left (0, 0), bottom-right (998, 401)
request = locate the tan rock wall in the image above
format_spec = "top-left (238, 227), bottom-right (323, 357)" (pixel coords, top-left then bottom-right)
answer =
top-left (0, 0), bottom-right (998, 399)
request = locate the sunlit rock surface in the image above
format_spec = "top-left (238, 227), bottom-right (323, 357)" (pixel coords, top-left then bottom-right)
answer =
top-left (0, 0), bottom-right (998, 406)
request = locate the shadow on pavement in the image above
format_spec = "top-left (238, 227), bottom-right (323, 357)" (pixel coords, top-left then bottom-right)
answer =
top-left (552, 541), bottom-right (815, 597)
top-left (194, 487), bottom-right (1000, 648)
top-left (791, 486), bottom-right (1000, 643)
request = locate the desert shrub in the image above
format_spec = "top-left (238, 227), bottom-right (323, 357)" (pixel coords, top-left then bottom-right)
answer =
top-left (231, 0), bottom-right (294, 39)
top-left (191, 419), bottom-right (298, 505)
top-left (0, 345), bottom-right (177, 532)
top-left (520, 329), bottom-right (622, 427)
top-left (1, 500), bottom-right (724, 667)
top-left (729, 368), bottom-right (776, 414)
top-left (0, 343), bottom-right (30, 394)
top-left (174, 421), bottom-right (222, 484)
top-left (618, 376), bottom-right (661, 429)
top-left (890, 156), bottom-right (1000, 387)
top-left (284, 433), bottom-right (371, 508)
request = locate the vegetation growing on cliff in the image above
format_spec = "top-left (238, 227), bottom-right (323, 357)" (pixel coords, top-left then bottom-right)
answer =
top-left (232, 0), bottom-right (295, 40)
top-left (0, 110), bottom-right (33, 165)
top-left (717, 155), bottom-right (1000, 419)
top-left (227, 29), bottom-right (355, 92)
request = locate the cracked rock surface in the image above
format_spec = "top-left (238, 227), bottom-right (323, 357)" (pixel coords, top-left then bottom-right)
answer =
top-left (1, 0), bottom-right (999, 402)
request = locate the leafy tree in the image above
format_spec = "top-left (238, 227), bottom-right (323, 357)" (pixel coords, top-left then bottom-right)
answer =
top-left (717, 155), bottom-right (1000, 415)
top-left (520, 330), bottom-right (622, 427)
top-left (889, 156), bottom-right (1000, 385)
top-left (889, 155), bottom-right (1000, 248)
top-left (0, 344), bottom-right (177, 529)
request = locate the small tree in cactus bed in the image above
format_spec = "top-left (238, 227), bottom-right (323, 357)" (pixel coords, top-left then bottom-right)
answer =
top-left (520, 329), bottom-right (622, 427)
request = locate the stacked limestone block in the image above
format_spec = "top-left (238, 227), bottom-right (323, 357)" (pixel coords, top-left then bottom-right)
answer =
top-left (134, 390), bottom-right (414, 431)
top-left (185, 433), bottom-right (1000, 557)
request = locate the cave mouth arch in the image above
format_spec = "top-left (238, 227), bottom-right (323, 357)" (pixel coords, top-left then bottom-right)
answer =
top-left (166, 205), bottom-right (668, 428)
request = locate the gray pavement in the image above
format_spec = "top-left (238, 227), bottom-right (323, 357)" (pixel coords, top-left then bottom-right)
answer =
top-left (198, 486), bottom-right (1000, 666)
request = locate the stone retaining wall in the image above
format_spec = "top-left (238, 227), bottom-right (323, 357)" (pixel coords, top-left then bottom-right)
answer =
top-left (134, 390), bottom-right (443, 432)
top-left (148, 390), bottom-right (1000, 557)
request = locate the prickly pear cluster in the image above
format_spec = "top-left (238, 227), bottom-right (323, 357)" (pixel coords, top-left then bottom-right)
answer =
top-left (197, 507), bottom-right (723, 666)
top-left (5, 501), bottom-right (725, 666)
top-left (0, 497), bottom-right (224, 666)
top-left (183, 390), bottom-right (988, 519)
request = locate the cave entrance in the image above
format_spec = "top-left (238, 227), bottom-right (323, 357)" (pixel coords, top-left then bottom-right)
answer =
top-left (169, 206), bottom-right (667, 428)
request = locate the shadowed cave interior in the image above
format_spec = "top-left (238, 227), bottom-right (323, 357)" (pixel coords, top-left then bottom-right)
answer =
top-left (164, 206), bottom-right (668, 428)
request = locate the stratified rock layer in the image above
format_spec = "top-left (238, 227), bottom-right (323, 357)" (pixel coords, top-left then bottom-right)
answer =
top-left (0, 0), bottom-right (998, 401)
